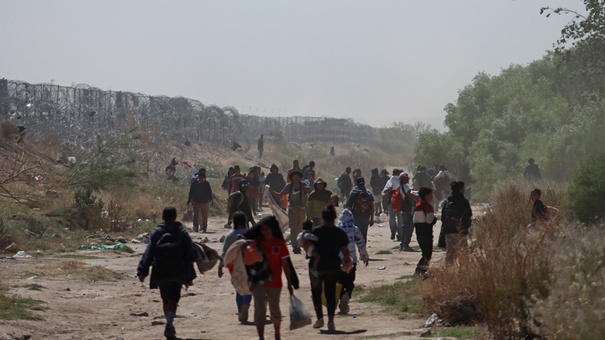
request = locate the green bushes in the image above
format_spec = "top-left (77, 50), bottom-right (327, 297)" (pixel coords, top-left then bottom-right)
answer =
top-left (569, 154), bottom-right (605, 224)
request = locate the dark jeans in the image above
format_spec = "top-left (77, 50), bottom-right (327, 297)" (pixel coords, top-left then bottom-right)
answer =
top-left (400, 212), bottom-right (414, 247)
top-left (382, 196), bottom-right (390, 215)
top-left (159, 283), bottom-right (182, 304)
top-left (389, 206), bottom-right (402, 239)
top-left (354, 215), bottom-right (370, 242)
top-left (415, 224), bottom-right (433, 273)
top-left (310, 269), bottom-right (340, 319)
top-left (339, 264), bottom-right (357, 298)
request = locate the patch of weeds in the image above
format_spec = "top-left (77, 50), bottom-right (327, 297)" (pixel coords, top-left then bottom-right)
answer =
top-left (27, 284), bottom-right (45, 291)
top-left (77, 265), bottom-right (123, 281)
top-left (436, 326), bottom-right (485, 339)
top-left (375, 250), bottom-right (392, 255)
top-left (357, 331), bottom-right (416, 339)
top-left (56, 254), bottom-right (101, 260)
top-left (391, 245), bottom-right (400, 250)
top-left (0, 288), bottom-right (47, 320)
top-left (360, 279), bottom-right (425, 319)
top-left (117, 245), bottom-right (134, 254)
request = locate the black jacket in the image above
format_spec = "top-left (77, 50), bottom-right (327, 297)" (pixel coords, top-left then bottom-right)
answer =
top-left (137, 221), bottom-right (197, 288)
top-left (441, 193), bottom-right (472, 234)
top-left (188, 180), bottom-right (213, 204)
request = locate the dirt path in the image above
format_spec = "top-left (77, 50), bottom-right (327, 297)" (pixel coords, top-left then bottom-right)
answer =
top-left (0, 214), bottom-right (445, 340)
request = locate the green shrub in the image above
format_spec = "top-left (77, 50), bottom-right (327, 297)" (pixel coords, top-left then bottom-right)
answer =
top-left (569, 154), bottom-right (605, 224)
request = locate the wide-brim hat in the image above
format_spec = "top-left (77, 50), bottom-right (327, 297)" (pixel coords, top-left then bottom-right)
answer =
top-left (314, 178), bottom-right (327, 189)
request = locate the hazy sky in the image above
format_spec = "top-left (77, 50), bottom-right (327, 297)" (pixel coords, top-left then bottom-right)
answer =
top-left (0, 1), bottom-right (572, 128)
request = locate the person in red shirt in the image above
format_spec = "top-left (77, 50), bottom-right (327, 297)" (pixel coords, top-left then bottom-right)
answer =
top-left (245, 216), bottom-right (295, 340)
top-left (413, 187), bottom-right (437, 277)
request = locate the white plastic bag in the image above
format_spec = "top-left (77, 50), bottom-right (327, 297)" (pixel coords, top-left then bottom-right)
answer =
top-left (289, 295), bottom-right (312, 330)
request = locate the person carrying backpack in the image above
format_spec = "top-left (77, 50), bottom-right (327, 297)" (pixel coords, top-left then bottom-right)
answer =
top-left (440, 181), bottom-right (472, 265)
top-left (382, 169), bottom-right (402, 241)
top-left (137, 207), bottom-right (197, 340)
top-left (346, 177), bottom-right (375, 242)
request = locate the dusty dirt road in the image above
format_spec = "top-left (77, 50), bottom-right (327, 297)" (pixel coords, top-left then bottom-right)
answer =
top-left (0, 214), bottom-right (446, 340)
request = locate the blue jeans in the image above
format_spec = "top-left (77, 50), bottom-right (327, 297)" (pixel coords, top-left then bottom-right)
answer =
top-left (236, 292), bottom-right (252, 312)
top-left (354, 215), bottom-right (370, 242)
top-left (388, 206), bottom-right (403, 238)
top-left (400, 213), bottom-right (414, 247)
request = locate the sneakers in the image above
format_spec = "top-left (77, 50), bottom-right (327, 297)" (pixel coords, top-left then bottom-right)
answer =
top-left (339, 294), bottom-right (350, 314)
top-left (164, 324), bottom-right (176, 339)
top-left (313, 318), bottom-right (324, 329)
top-left (193, 225), bottom-right (199, 232)
top-left (328, 321), bottom-right (336, 331)
top-left (238, 303), bottom-right (250, 322)
top-left (390, 234), bottom-right (395, 240)
top-left (293, 248), bottom-right (302, 255)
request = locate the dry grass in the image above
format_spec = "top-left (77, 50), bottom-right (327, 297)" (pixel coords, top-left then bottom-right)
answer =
top-left (419, 185), bottom-right (563, 337)
top-left (27, 260), bottom-right (123, 281)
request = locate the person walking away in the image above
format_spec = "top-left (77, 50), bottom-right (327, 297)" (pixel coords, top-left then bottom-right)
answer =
top-left (398, 173), bottom-right (417, 252)
top-left (271, 171), bottom-right (312, 254)
top-left (352, 169), bottom-right (362, 184)
top-left (228, 165), bottom-right (246, 195)
top-left (287, 160), bottom-right (302, 184)
top-left (378, 169), bottom-right (390, 216)
top-left (382, 169), bottom-right (403, 241)
top-left (347, 177), bottom-right (375, 242)
top-left (306, 178), bottom-right (333, 226)
top-left (244, 216), bottom-right (295, 340)
top-left (336, 209), bottom-right (369, 315)
top-left (440, 181), bottom-right (472, 265)
top-left (302, 161), bottom-right (316, 179)
top-left (412, 166), bottom-right (434, 191)
top-left (137, 207), bottom-right (197, 339)
top-left (263, 164), bottom-right (286, 206)
top-left (227, 180), bottom-right (256, 228)
top-left (257, 134), bottom-right (264, 159)
top-left (337, 167), bottom-right (353, 205)
top-left (187, 171), bottom-right (213, 232)
top-left (413, 188), bottom-right (437, 277)
top-left (432, 165), bottom-right (450, 201)
top-left (370, 168), bottom-right (384, 217)
top-left (524, 158), bottom-right (542, 181)
top-left (218, 212), bottom-right (252, 322)
top-left (246, 169), bottom-right (260, 215)
top-left (310, 206), bottom-right (352, 331)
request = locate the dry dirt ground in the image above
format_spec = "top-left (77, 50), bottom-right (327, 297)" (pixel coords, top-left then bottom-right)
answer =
top-left (0, 213), bottom-right (448, 340)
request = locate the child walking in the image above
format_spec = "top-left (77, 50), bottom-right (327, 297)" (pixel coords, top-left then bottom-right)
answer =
top-left (413, 187), bottom-right (437, 277)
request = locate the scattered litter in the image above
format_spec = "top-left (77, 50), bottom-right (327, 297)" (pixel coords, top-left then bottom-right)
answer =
top-left (132, 233), bottom-right (150, 244)
top-left (420, 329), bottom-right (432, 337)
top-left (403, 262), bottom-right (412, 266)
top-left (378, 266), bottom-right (386, 270)
top-left (78, 243), bottom-right (124, 250)
top-left (4, 242), bottom-right (16, 250)
top-left (27, 276), bottom-right (37, 280)
top-left (130, 311), bottom-right (149, 317)
top-left (13, 251), bottom-right (32, 258)
top-left (377, 224), bottom-right (384, 228)
top-left (151, 320), bottom-right (165, 326)
top-left (424, 313), bottom-right (441, 327)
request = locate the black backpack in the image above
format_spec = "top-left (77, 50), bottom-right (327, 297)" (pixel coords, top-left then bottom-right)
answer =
top-left (352, 190), bottom-right (372, 216)
top-left (441, 200), bottom-right (463, 234)
top-left (152, 226), bottom-right (186, 285)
